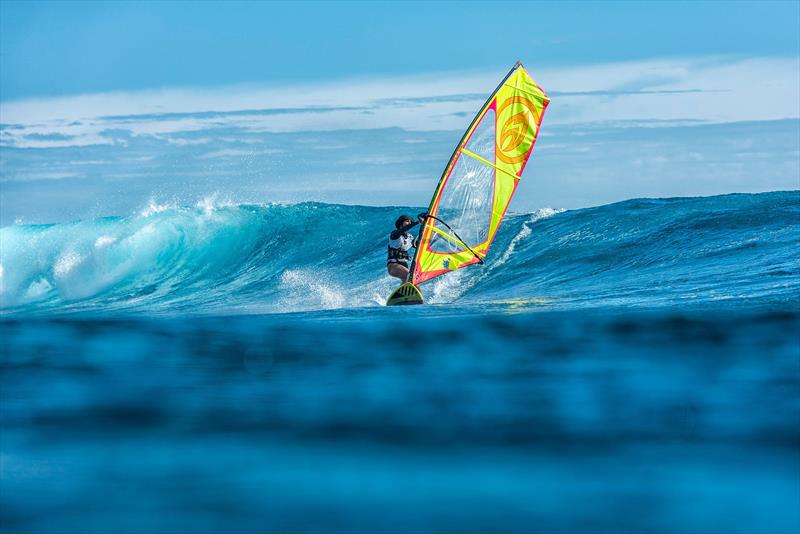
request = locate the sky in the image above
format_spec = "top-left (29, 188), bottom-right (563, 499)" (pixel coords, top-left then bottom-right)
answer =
top-left (1, 0), bottom-right (799, 223)
top-left (2, 1), bottom-right (799, 99)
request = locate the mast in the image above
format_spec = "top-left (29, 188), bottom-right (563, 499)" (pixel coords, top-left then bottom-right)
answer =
top-left (408, 62), bottom-right (523, 284)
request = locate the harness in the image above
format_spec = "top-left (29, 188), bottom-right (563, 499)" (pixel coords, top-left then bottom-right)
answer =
top-left (387, 231), bottom-right (413, 264)
top-left (387, 245), bottom-right (410, 262)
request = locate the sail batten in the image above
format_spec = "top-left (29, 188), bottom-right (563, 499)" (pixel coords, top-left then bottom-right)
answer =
top-left (460, 148), bottom-right (519, 180)
top-left (409, 63), bottom-right (549, 286)
top-left (503, 81), bottom-right (547, 100)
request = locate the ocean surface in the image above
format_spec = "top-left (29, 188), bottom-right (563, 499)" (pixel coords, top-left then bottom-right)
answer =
top-left (2, 190), bottom-right (799, 533)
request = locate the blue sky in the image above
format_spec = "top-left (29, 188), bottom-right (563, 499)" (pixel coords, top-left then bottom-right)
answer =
top-left (1, 1), bottom-right (799, 224)
top-left (2, 0), bottom-right (799, 99)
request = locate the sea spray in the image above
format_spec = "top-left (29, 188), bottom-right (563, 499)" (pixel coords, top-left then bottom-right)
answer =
top-left (1, 192), bottom-right (797, 314)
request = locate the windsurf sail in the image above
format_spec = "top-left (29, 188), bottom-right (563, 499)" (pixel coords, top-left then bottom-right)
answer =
top-left (409, 62), bottom-right (550, 285)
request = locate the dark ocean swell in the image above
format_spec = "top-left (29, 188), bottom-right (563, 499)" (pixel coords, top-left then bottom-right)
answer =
top-left (1, 191), bottom-right (798, 314)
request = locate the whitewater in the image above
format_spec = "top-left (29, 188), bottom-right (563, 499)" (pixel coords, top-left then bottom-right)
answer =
top-left (2, 191), bottom-right (797, 315)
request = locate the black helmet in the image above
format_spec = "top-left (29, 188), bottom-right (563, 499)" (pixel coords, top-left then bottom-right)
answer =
top-left (395, 214), bottom-right (413, 229)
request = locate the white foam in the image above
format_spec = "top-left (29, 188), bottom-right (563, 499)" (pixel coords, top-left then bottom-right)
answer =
top-left (428, 268), bottom-right (468, 304)
top-left (25, 278), bottom-right (53, 299)
top-left (281, 269), bottom-right (345, 309)
top-left (366, 276), bottom-right (398, 307)
top-left (531, 207), bottom-right (565, 221)
top-left (427, 208), bottom-right (566, 303)
top-left (493, 208), bottom-right (564, 269)
top-left (139, 199), bottom-right (175, 218)
top-left (138, 223), bottom-right (157, 235)
top-left (54, 251), bottom-right (83, 278)
top-left (493, 223), bottom-right (533, 270)
top-left (195, 194), bottom-right (234, 216)
top-left (94, 235), bottom-right (117, 248)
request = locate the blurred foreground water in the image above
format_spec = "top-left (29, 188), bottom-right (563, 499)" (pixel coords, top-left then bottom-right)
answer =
top-left (2, 305), bottom-right (799, 533)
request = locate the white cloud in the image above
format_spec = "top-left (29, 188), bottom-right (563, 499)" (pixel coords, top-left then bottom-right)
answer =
top-left (165, 137), bottom-right (212, 146)
top-left (196, 148), bottom-right (284, 159)
top-left (1, 56), bottom-right (797, 149)
top-left (542, 57), bottom-right (800, 125)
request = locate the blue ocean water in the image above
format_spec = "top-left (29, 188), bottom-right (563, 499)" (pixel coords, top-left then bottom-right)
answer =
top-left (1, 190), bottom-right (799, 532)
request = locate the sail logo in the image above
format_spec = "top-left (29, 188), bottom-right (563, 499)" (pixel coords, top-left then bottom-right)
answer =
top-left (496, 96), bottom-right (539, 165)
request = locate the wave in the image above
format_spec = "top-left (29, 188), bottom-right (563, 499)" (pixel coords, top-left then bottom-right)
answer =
top-left (1, 191), bottom-right (798, 315)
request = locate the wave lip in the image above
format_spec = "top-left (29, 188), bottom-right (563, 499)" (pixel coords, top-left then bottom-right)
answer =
top-left (1, 191), bottom-right (798, 315)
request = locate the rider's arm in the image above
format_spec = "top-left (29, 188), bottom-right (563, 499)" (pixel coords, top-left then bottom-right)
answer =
top-left (390, 220), bottom-right (418, 241)
top-left (389, 213), bottom-right (428, 241)
top-left (411, 213), bottom-right (426, 247)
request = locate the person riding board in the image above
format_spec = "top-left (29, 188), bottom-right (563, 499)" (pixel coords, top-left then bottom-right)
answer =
top-left (387, 213), bottom-right (426, 282)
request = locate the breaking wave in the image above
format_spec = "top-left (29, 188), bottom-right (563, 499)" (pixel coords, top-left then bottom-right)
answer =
top-left (1, 191), bottom-right (797, 314)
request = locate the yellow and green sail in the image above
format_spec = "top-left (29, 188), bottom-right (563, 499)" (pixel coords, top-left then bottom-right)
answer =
top-left (410, 62), bottom-right (550, 285)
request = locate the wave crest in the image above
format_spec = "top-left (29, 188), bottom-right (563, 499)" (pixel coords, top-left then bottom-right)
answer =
top-left (1, 192), bottom-right (797, 314)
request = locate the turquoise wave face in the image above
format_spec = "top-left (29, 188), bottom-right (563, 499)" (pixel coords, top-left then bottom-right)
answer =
top-left (1, 191), bottom-right (798, 314)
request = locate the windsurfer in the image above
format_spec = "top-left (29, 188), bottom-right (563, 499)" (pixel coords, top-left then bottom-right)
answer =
top-left (387, 213), bottom-right (426, 281)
